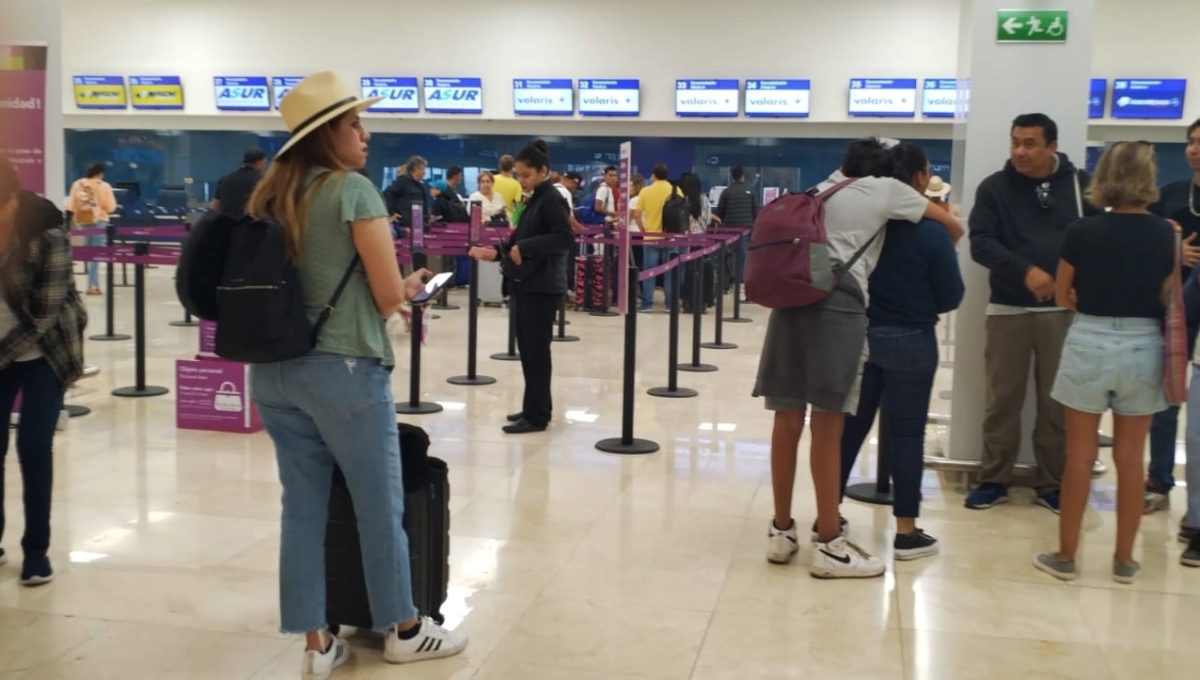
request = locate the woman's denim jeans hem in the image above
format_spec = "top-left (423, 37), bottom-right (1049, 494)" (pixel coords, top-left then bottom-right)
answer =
top-left (251, 351), bottom-right (418, 634)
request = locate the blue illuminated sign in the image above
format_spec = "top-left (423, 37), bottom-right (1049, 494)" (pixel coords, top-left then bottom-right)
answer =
top-left (921, 79), bottom-right (962, 118)
top-left (744, 80), bottom-right (810, 118)
top-left (213, 76), bottom-right (270, 112)
top-left (1088, 79), bottom-right (1107, 119)
top-left (423, 77), bottom-right (483, 114)
top-left (675, 79), bottom-right (739, 117)
top-left (361, 77), bottom-right (420, 113)
top-left (272, 77), bottom-right (303, 110)
top-left (513, 79), bottom-right (574, 116)
top-left (578, 79), bottom-right (640, 117)
top-left (1111, 79), bottom-right (1186, 120)
top-left (848, 78), bottom-right (917, 118)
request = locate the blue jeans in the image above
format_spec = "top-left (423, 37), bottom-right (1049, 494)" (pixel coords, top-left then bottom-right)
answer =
top-left (1185, 365), bottom-right (1200, 527)
top-left (840, 325), bottom-right (938, 519)
top-left (251, 352), bottom-right (417, 634)
top-left (1149, 405), bottom-right (1179, 490)
top-left (85, 225), bottom-right (107, 289)
top-left (640, 245), bottom-right (681, 309)
top-left (0, 358), bottom-right (65, 558)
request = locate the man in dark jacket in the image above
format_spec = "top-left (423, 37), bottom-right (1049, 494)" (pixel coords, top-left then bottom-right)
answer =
top-left (383, 156), bottom-right (429, 228)
top-left (966, 113), bottom-right (1095, 514)
top-left (1145, 117), bottom-right (1200, 513)
top-left (211, 148), bottom-right (266, 218)
top-left (714, 166), bottom-right (759, 283)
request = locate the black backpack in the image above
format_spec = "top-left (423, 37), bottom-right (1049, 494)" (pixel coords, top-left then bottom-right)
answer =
top-left (176, 211), bottom-right (358, 364)
top-left (662, 185), bottom-right (690, 234)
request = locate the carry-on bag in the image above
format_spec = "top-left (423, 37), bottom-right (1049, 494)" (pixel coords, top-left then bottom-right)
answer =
top-left (325, 423), bottom-right (450, 631)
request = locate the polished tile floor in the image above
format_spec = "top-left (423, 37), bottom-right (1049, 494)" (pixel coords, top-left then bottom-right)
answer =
top-left (0, 267), bottom-right (1193, 679)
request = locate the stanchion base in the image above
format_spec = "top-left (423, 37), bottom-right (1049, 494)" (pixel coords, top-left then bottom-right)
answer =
top-left (490, 352), bottom-right (521, 362)
top-left (89, 333), bottom-right (131, 342)
top-left (596, 437), bottom-right (660, 455)
top-left (65, 404), bottom-right (90, 418)
top-left (647, 386), bottom-right (698, 399)
top-left (434, 304), bottom-right (462, 311)
top-left (169, 320), bottom-right (199, 328)
top-left (677, 363), bottom-right (718, 373)
top-left (447, 375), bottom-right (497, 386)
top-left (428, 314), bottom-right (441, 321)
top-left (723, 316), bottom-right (753, 324)
top-left (1099, 433), bottom-right (1113, 448)
top-left (589, 310), bottom-right (620, 317)
top-left (845, 482), bottom-right (895, 506)
top-left (551, 335), bottom-right (581, 343)
top-left (395, 402), bottom-right (444, 415)
top-left (701, 341), bottom-right (738, 350)
top-left (112, 385), bottom-right (169, 398)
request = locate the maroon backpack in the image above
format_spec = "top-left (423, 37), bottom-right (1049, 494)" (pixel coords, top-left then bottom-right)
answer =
top-left (744, 178), bottom-right (878, 309)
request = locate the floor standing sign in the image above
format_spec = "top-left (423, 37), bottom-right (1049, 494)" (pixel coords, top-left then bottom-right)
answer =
top-left (617, 141), bottom-right (632, 315)
top-left (0, 44), bottom-right (48, 195)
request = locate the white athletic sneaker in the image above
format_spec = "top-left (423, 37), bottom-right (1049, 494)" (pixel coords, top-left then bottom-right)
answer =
top-left (810, 536), bottom-right (886, 579)
top-left (301, 636), bottom-right (351, 680)
top-left (767, 519), bottom-right (800, 565)
top-left (384, 616), bottom-right (468, 664)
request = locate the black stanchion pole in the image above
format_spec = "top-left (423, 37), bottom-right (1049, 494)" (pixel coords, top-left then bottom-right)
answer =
top-left (596, 267), bottom-right (659, 455)
top-left (490, 294), bottom-right (520, 361)
top-left (725, 231), bottom-right (753, 324)
top-left (432, 256), bottom-right (461, 311)
top-left (648, 255), bottom-right (696, 399)
top-left (112, 255), bottom-right (169, 398)
top-left (552, 295), bottom-right (579, 342)
top-left (590, 233), bottom-right (619, 318)
top-left (702, 238), bottom-right (737, 350)
top-left (678, 255), bottom-right (717, 374)
top-left (396, 303), bottom-right (444, 415)
top-left (169, 309), bottom-right (198, 328)
top-left (845, 414), bottom-right (895, 505)
top-left (90, 224), bottom-right (130, 342)
top-left (448, 258), bottom-right (497, 386)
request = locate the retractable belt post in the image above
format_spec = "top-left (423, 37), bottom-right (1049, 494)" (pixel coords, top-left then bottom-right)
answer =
top-left (701, 237), bottom-right (737, 350)
top-left (596, 266), bottom-right (659, 455)
top-left (90, 222), bottom-right (131, 342)
top-left (112, 242), bottom-right (169, 398)
top-left (648, 252), bottom-right (696, 399)
top-left (677, 251), bottom-right (717, 374)
top-left (725, 230), bottom-right (753, 323)
top-left (448, 218), bottom-right (496, 386)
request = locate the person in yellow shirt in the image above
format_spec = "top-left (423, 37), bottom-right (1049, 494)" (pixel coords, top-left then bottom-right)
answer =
top-left (632, 164), bottom-right (683, 312)
top-left (492, 154), bottom-right (522, 212)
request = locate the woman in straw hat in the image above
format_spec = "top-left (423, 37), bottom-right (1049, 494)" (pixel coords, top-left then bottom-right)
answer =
top-left (245, 71), bottom-right (467, 679)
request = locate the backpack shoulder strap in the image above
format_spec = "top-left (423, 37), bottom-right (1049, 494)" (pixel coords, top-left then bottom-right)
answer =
top-left (814, 177), bottom-right (859, 201)
top-left (840, 225), bottom-right (884, 275)
top-left (310, 255), bottom-right (361, 342)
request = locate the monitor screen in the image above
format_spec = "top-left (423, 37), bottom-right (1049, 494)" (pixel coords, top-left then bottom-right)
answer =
top-left (272, 77), bottom-right (303, 110)
top-left (1088, 79), bottom-right (1107, 119)
top-left (675, 79), bottom-right (739, 118)
top-left (129, 76), bottom-right (183, 110)
top-left (1111, 79), bottom-right (1187, 119)
top-left (512, 79), bottom-right (574, 116)
top-left (744, 80), bottom-right (810, 118)
top-left (423, 77), bottom-right (483, 114)
top-left (362, 77), bottom-right (420, 113)
top-left (848, 78), bottom-right (917, 118)
top-left (73, 76), bottom-right (127, 110)
top-left (921, 79), bottom-right (962, 118)
top-left (578, 79), bottom-right (640, 117)
top-left (213, 76), bottom-right (271, 112)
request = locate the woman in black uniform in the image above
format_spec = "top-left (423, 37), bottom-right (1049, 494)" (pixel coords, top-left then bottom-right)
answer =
top-left (469, 141), bottom-right (573, 434)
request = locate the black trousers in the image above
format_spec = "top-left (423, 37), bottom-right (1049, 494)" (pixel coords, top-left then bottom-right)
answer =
top-left (513, 292), bottom-right (559, 427)
top-left (0, 357), bottom-right (65, 558)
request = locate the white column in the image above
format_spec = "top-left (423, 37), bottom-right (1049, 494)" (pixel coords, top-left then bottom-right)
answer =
top-left (1, 0), bottom-right (63, 200)
top-left (947, 0), bottom-right (1095, 462)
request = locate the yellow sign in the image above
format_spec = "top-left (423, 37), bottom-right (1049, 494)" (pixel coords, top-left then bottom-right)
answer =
top-left (74, 82), bottom-right (127, 109)
top-left (130, 82), bottom-right (184, 109)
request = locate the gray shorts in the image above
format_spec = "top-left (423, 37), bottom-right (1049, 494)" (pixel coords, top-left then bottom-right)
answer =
top-left (752, 282), bottom-right (868, 414)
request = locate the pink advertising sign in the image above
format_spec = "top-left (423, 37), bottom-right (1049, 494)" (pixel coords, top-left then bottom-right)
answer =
top-left (617, 141), bottom-right (632, 315)
top-left (176, 359), bottom-right (263, 433)
top-left (0, 45), bottom-right (48, 196)
top-left (198, 320), bottom-right (217, 355)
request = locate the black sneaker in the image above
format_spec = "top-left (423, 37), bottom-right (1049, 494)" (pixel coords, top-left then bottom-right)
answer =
top-left (894, 529), bottom-right (939, 561)
top-left (1183, 534), bottom-right (1200, 568)
top-left (19, 554), bottom-right (53, 587)
top-left (1178, 526), bottom-right (1199, 545)
top-left (810, 515), bottom-right (849, 540)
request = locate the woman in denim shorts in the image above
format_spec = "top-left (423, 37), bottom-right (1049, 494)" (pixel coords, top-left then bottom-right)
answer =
top-left (1034, 141), bottom-right (1177, 585)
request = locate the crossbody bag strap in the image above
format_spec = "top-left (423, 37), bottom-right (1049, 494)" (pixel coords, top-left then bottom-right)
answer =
top-left (840, 225), bottom-right (884, 275)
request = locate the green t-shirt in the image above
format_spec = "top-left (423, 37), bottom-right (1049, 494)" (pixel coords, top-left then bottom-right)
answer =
top-left (301, 168), bottom-right (393, 365)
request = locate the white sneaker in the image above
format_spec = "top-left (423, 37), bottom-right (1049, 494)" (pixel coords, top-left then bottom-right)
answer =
top-left (767, 519), bottom-right (800, 565)
top-left (301, 635), bottom-right (351, 680)
top-left (810, 536), bottom-right (886, 579)
top-left (384, 616), bottom-right (468, 664)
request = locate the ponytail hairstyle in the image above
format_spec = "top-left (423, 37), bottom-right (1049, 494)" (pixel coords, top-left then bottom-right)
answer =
top-left (516, 139), bottom-right (550, 173)
top-left (890, 143), bottom-right (930, 189)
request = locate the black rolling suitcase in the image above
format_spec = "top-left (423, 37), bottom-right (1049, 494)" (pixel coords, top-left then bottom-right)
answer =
top-left (325, 423), bottom-right (450, 632)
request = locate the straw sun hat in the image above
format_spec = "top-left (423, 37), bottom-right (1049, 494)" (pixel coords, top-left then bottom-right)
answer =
top-left (925, 175), bottom-right (952, 199)
top-left (274, 71), bottom-right (382, 158)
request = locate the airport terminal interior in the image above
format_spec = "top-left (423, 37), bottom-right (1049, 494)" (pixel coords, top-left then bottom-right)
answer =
top-left (2, 0), bottom-right (1200, 678)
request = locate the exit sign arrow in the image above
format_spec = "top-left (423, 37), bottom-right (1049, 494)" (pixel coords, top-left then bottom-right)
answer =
top-left (996, 9), bottom-right (1069, 43)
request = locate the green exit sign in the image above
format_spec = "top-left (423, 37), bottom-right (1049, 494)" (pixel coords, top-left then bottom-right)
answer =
top-left (997, 9), bottom-right (1069, 42)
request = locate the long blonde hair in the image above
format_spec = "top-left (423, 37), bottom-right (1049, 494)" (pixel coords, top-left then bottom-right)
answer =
top-left (247, 115), bottom-right (351, 262)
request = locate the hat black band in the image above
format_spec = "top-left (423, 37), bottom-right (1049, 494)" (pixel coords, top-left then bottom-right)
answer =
top-left (289, 96), bottom-right (358, 139)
